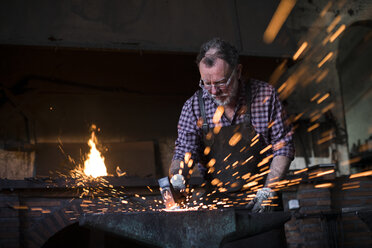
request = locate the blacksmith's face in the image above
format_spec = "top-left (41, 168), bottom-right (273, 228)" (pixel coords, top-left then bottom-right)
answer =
top-left (199, 58), bottom-right (241, 106)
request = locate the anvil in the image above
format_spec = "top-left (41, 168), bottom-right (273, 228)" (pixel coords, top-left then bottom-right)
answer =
top-left (80, 209), bottom-right (291, 248)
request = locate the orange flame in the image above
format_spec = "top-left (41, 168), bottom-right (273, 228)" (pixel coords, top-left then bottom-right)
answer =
top-left (84, 130), bottom-right (108, 178)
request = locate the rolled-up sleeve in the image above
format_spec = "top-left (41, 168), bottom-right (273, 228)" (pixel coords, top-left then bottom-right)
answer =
top-left (269, 88), bottom-right (295, 160)
top-left (173, 97), bottom-right (203, 163)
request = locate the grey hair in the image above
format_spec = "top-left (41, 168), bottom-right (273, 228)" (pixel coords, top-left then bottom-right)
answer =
top-left (196, 38), bottom-right (239, 68)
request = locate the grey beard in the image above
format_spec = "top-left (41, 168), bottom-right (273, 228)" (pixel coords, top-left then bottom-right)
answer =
top-left (210, 79), bottom-right (240, 106)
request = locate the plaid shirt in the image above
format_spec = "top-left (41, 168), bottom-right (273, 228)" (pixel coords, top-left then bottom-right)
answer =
top-left (173, 79), bottom-right (295, 164)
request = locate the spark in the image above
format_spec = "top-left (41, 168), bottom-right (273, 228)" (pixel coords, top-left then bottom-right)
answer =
top-left (322, 33), bottom-right (332, 46)
top-left (293, 42), bottom-right (308, 60)
top-left (350, 170), bottom-right (372, 179)
top-left (342, 185), bottom-right (360, 190)
top-left (229, 132), bottom-right (242, 146)
top-left (263, 96), bottom-right (270, 103)
top-left (342, 181), bottom-right (359, 187)
top-left (321, 102), bottom-right (335, 113)
top-left (207, 158), bottom-right (216, 167)
top-left (309, 169), bottom-right (335, 179)
top-left (251, 138), bottom-right (259, 147)
top-left (116, 166), bottom-right (126, 177)
top-left (184, 152), bottom-right (191, 164)
top-left (243, 181), bottom-right (258, 190)
top-left (310, 93), bottom-right (320, 102)
top-left (257, 154), bottom-right (274, 167)
top-left (310, 113), bottom-right (322, 122)
top-left (211, 178), bottom-right (221, 186)
top-left (204, 146), bottom-right (211, 155)
top-left (307, 123), bottom-right (320, 132)
top-left (320, 2), bottom-right (332, 17)
top-left (268, 121), bottom-right (275, 129)
top-left (213, 106), bottom-right (224, 124)
top-left (294, 112), bottom-right (304, 122)
top-left (242, 172), bottom-right (251, 180)
top-left (213, 124), bottom-right (222, 134)
top-left (278, 83), bottom-right (287, 93)
top-left (260, 145), bottom-right (273, 154)
top-left (242, 156), bottom-right (254, 165)
top-left (315, 183), bottom-right (334, 188)
top-left (188, 159), bottom-right (193, 168)
top-left (330, 24), bottom-right (346, 42)
top-left (317, 93), bottom-right (330, 104)
top-left (326, 16), bottom-right (341, 33)
top-left (224, 153), bottom-right (232, 162)
top-left (269, 60), bottom-right (288, 85)
top-left (316, 69), bottom-right (329, 83)
top-left (340, 157), bottom-right (361, 166)
top-left (318, 52), bottom-right (333, 68)
top-left (12, 205), bottom-right (28, 210)
top-left (287, 182), bottom-right (300, 187)
top-left (269, 176), bottom-right (279, 181)
top-left (258, 170), bottom-right (271, 177)
top-left (317, 135), bottom-right (333, 145)
top-left (263, 0), bottom-right (297, 44)
top-left (251, 134), bottom-right (260, 142)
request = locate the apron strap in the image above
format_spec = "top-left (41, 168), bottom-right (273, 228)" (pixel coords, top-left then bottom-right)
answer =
top-left (244, 81), bottom-right (252, 124)
top-left (198, 89), bottom-right (209, 134)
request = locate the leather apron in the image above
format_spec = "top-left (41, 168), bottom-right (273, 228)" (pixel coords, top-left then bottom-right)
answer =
top-left (198, 82), bottom-right (271, 202)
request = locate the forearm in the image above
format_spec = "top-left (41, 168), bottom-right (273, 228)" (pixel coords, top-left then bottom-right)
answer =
top-left (265, 155), bottom-right (291, 187)
top-left (169, 159), bottom-right (182, 178)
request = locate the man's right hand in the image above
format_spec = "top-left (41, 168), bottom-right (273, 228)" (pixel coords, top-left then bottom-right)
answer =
top-left (170, 174), bottom-right (188, 204)
top-left (170, 174), bottom-right (186, 191)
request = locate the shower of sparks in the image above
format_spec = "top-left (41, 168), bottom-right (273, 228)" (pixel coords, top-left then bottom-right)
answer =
top-left (46, 2), bottom-right (371, 214)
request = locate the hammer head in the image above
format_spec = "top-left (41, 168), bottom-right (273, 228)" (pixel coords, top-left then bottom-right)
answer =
top-left (158, 177), bottom-right (178, 210)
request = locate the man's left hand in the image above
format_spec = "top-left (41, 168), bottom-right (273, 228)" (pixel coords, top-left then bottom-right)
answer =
top-left (246, 188), bottom-right (276, 213)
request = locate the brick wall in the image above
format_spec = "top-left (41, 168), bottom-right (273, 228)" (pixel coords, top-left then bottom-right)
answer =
top-left (283, 176), bottom-right (372, 248)
top-left (0, 193), bottom-right (20, 248)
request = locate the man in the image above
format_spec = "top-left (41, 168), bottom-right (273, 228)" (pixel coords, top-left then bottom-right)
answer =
top-left (169, 38), bottom-right (294, 212)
